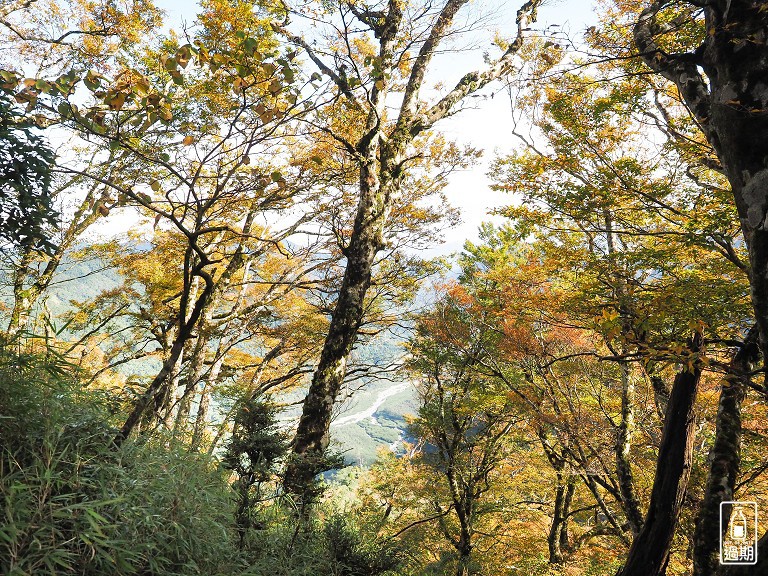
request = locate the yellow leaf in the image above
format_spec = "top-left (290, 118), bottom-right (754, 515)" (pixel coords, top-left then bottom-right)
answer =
top-left (182, 135), bottom-right (195, 145)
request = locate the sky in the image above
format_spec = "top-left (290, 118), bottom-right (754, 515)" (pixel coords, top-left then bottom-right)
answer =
top-left (150, 0), bottom-right (598, 256)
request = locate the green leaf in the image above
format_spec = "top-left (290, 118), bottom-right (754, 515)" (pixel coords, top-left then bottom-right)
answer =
top-left (243, 37), bottom-right (259, 55)
top-left (162, 56), bottom-right (178, 71)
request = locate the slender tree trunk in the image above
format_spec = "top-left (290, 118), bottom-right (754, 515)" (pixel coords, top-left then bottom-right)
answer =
top-left (649, 372), bottom-right (669, 419)
top-left (615, 334), bottom-right (703, 576)
top-left (693, 326), bottom-right (759, 576)
top-left (7, 189), bottom-right (103, 337)
top-left (549, 471), bottom-right (572, 563)
top-left (160, 352), bottom-right (184, 431)
top-left (191, 381), bottom-right (211, 451)
top-left (113, 264), bottom-right (213, 447)
top-left (604, 209), bottom-right (644, 535)
top-left (616, 360), bottom-right (644, 536)
top-left (174, 332), bottom-right (207, 436)
top-left (8, 246), bottom-right (36, 336)
top-left (191, 352), bottom-right (225, 451)
top-left (281, 0), bottom-right (542, 497)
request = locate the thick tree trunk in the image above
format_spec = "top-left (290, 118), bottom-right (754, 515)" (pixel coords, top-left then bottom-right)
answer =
top-left (615, 335), bottom-right (703, 576)
top-left (454, 496), bottom-right (473, 576)
top-left (635, 2), bottom-right (768, 565)
top-left (281, 0), bottom-right (542, 497)
top-left (693, 327), bottom-right (759, 576)
top-left (636, 0), bottom-right (768, 372)
top-left (283, 162), bottom-right (388, 493)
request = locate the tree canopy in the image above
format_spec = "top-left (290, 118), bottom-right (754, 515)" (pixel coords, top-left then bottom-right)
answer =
top-left (1, 1), bottom-right (768, 575)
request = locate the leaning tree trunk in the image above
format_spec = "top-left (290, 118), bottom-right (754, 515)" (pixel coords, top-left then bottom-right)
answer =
top-left (615, 334), bottom-right (704, 576)
top-left (282, 160), bottom-right (388, 493)
top-left (113, 261), bottom-right (213, 447)
top-left (693, 327), bottom-right (760, 576)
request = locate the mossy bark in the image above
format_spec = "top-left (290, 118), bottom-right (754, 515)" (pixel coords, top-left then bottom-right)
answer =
top-left (693, 327), bottom-right (759, 576)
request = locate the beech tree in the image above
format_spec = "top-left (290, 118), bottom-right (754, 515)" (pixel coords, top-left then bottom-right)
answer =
top-left (629, 2), bottom-right (768, 574)
top-left (0, 0), bottom-right (315, 444)
top-left (0, 0), bottom-right (162, 337)
top-left (280, 0), bottom-right (543, 495)
top-left (405, 285), bottom-right (522, 576)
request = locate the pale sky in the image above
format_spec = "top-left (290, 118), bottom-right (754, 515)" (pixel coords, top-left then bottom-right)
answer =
top-left (151, 0), bottom-right (597, 256)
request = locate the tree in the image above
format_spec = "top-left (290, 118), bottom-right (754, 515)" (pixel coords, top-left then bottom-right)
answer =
top-left (491, 15), bottom-right (765, 571)
top-left (405, 284), bottom-right (522, 576)
top-left (0, 1), bottom-right (164, 338)
top-left (1, 0), bottom-right (314, 445)
top-left (222, 397), bottom-right (289, 549)
top-left (628, 3), bottom-right (768, 573)
top-left (281, 0), bottom-right (543, 496)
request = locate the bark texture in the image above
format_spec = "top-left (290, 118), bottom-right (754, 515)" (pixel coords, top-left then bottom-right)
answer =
top-left (548, 471), bottom-right (576, 563)
top-left (615, 361), bottom-right (644, 537)
top-left (634, 2), bottom-right (768, 567)
top-left (693, 327), bottom-right (760, 576)
top-left (615, 335), bottom-right (703, 576)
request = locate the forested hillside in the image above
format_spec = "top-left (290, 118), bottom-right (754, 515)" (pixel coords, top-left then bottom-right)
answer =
top-left (2, 1), bottom-right (768, 575)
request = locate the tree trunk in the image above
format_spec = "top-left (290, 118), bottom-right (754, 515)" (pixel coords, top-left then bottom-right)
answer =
top-left (174, 332), bottom-right (208, 437)
top-left (615, 334), bottom-right (703, 576)
top-left (281, 0), bottom-right (543, 498)
top-left (604, 209), bottom-right (644, 535)
top-left (113, 263), bottom-right (213, 447)
top-left (549, 471), bottom-right (575, 563)
top-left (455, 498), bottom-right (473, 576)
top-left (6, 188), bottom-right (103, 337)
top-left (693, 326), bottom-right (759, 576)
top-left (635, 0), bottom-right (768, 374)
top-left (616, 360), bottom-right (644, 536)
top-left (191, 381), bottom-right (211, 451)
top-left (282, 162), bottom-right (388, 492)
top-left (191, 350), bottom-right (226, 451)
top-left (634, 3), bottom-right (768, 565)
